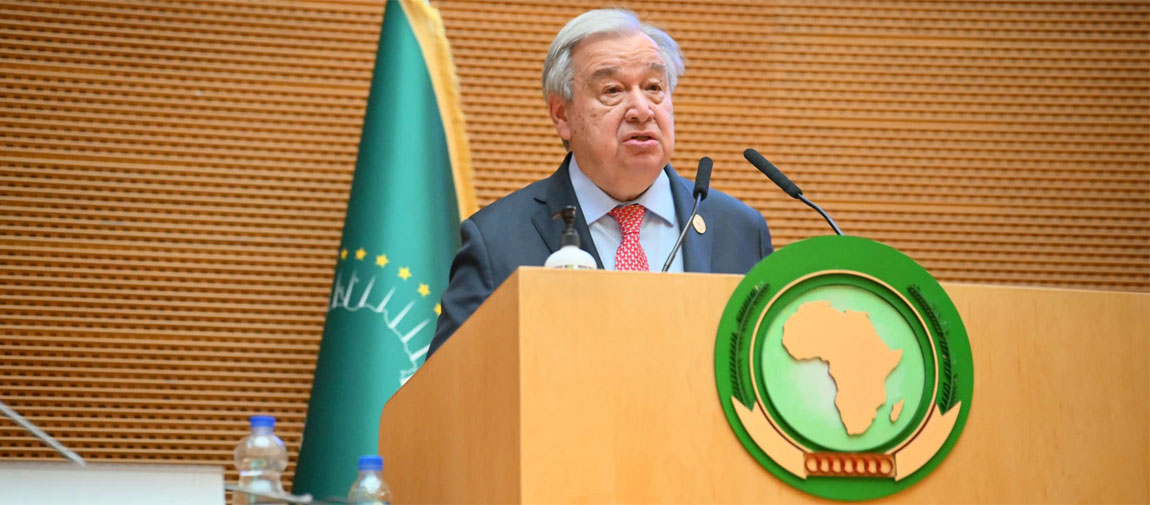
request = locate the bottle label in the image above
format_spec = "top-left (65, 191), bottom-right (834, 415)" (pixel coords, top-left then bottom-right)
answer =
top-left (552, 264), bottom-right (595, 270)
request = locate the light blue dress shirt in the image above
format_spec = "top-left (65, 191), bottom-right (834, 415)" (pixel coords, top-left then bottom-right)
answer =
top-left (568, 156), bottom-right (684, 273)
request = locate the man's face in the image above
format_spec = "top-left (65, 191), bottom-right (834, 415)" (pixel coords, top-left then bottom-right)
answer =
top-left (549, 31), bottom-right (675, 201)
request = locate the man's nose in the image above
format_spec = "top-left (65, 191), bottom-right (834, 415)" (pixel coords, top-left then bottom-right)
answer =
top-left (624, 89), bottom-right (654, 123)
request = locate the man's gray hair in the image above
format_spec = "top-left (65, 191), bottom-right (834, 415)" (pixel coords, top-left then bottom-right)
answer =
top-left (542, 8), bottom-right (686, 102)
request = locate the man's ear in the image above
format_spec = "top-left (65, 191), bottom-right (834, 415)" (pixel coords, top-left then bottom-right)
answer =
top-left (547, 94), bottom-right (572, 142)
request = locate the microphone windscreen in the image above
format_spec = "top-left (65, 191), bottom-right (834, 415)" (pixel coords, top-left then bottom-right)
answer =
top-left (694, 157), bottom-right (712, 200)
top-left (743, 148), bottom-right (802, 198)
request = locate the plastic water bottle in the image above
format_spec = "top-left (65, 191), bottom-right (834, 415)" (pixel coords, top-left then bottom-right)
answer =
top-left (233, 415), bottom-right (288, 504)
top-left (347, 455), bottom-right (393, 505)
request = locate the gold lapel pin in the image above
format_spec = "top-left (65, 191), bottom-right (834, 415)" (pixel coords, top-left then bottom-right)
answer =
top-left (692, 214), bottom-right (706, 234)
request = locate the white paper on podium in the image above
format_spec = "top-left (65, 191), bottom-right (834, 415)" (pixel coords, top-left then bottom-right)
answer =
top-left (0, 461), bottom-right (224, 505)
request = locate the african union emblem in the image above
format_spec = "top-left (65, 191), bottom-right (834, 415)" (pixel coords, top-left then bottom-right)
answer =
top-left (715, 235), bottom-right (974, 500)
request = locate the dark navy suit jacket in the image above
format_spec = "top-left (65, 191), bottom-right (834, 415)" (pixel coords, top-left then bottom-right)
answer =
top-left (427, 153), bottom-right (772, 356)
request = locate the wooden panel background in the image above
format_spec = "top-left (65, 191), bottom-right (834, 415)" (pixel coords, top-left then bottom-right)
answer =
top-left (0, 0), bottom-right (384, 485)
top-left (437, 0), bottom-right (1150, 291)
top-left (1, 0), bottom-right (1147, 490)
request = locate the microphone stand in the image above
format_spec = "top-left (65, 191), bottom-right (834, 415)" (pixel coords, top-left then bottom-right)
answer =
top-left (796, 193), bottom-right (843, 236)
top-left (661, 192), bottom-right (703, 272)
top-left (0, 398), bottom-right (86, 466)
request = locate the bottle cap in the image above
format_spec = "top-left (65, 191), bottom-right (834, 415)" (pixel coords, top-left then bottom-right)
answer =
top-left (249, 415), bottom-right (275, 429)
top-left (358, 454), bottom-right (383, 471)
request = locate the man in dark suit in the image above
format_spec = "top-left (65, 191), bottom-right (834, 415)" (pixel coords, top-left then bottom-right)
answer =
top-left (428, 8), bottom-right (772, 356)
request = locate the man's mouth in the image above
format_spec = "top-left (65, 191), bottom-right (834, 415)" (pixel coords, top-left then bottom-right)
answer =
top-left (624, 133), bottom-right (657, 145)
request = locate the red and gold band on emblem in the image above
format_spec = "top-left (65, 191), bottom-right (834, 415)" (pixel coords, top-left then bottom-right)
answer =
top-left (804, 452), bottom-right (894, 478)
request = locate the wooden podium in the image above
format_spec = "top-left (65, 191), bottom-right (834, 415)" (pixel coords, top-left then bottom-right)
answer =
top-left (379, 268), bottom-right (1148, 504)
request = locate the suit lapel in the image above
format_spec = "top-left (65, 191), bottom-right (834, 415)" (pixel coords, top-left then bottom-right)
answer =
top-left (530, 153), bottom-right (605, 269)
top-left (530, 158), bottom-right (710, 272)
top-left (667, 165), bottom-right (713, 273)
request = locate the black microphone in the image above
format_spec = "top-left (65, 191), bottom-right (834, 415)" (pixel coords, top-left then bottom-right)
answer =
top-left (661, 157), bottom-right (712, 272)
top-left (743, 148), bottom-right (843, 236)
top-left (693, 156), bottom-right (711, 200)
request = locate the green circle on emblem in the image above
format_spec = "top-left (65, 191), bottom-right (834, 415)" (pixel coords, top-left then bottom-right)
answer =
top-left (761, 284), bottom-right (928, 453)
top-left (715, 236), bottom-right (973, 501)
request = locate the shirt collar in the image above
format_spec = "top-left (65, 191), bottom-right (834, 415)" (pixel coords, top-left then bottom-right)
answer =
top-left (568, 156), bottom-right (676, 226)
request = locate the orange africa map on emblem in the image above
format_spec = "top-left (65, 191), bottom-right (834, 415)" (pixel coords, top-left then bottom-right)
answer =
top-left (782, 301), bottom-right (903, 435)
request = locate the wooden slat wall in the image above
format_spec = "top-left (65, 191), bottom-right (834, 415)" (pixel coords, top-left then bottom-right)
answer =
top-left (437, 0), bottom-right (1150, 291)
top-left (1, 0), bottom-right (1147, 490)
top-left (1, 0), bottom-right (386, 485)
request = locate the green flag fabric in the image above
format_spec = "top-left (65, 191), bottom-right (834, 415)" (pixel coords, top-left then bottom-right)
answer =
top-left (293, 0), bottom-right (473, 499)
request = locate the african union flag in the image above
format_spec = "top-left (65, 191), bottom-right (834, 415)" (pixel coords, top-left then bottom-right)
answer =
top-left (293, 0), bottom-right (475, 499)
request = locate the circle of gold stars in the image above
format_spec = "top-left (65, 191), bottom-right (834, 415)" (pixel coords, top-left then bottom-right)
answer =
top-left (340, 247), bottom-right (441, 317)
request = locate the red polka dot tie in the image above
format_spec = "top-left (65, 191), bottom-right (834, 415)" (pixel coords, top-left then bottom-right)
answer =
top-left (608, 204), bottom-right (649, 271)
